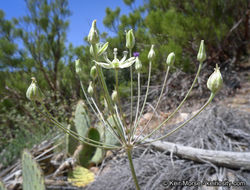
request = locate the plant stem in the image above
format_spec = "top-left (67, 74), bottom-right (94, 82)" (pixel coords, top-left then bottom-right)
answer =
top-left (133, 61), bottom-right (152, 138)
top-left (133, 66), bottom-right (170, 142)
top-left (33, 102), bottom-right (119, 149)
top-left (141, 92), bottom-right (215, 144)
top-left (126, 146), bottom-right (140, 190)
top-left (131, 72), bottom-right (141, 139)
top-left (138, 62), bottom-right (202, 143)
top-left (96, 65), bottom-right (126, 143)
top-left (115, 69), bottom-right (127, 128)
top-left (129, 49), bottom-right (133, 125)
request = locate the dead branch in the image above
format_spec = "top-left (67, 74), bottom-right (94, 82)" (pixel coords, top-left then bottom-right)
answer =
top-left (143, 139), bottom-right (250, 170)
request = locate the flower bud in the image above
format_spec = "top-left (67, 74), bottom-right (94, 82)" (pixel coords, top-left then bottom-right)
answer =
top-left (75, 59), bottom-right (82, 75)
top-left (87, 81), bottom-right (94, 96)
top-left (126, 29), bottom-right (135, 49)
top-left (148, 45), bottom-right (155, 61)
top-left (135, 57), bottom-right (142, 72)
top-left (166, 52), bottom-right (175, 66)
top-left (207, 64), bottom-right (223, 94)
top-left (90, 65), bottom-right (97, 79)
top-left (197, 40), bottom-right (206, 63)
top-left (26, 77), bottom-right (43, 102)
top-left (111, 90), bottom-right (118, 102)
top-left (87, 20), bottom-right (99, 45)
top-left (90, 44), bottom-right (97, 57)
top-left (133, 52), bottom-right (139, 57)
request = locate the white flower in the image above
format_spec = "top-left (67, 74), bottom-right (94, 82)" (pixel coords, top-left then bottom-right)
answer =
top-left (94, 48), bottom-right (136, 69)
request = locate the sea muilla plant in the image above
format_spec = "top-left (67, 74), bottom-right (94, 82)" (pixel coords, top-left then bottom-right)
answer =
top-left (26, 20), bottom-right (223, 190)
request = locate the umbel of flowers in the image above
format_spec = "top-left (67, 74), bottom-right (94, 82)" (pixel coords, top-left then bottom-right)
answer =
top-left (26, 20), bottom-right (223, 190)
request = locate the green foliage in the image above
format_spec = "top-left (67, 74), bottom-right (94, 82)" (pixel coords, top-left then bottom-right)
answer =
top-left (0, 1), bottom-right (77, 167)
top-left (103, 0), bottom-right (248, 72)
top-left (74, 100), bottom-right (91, 138)
top-left (78, 127), bottom-right (100, 167)
top-left (65, 124), bottom-right (78, 155)
top-left (22, 150), bottom-right (45, 190)
top-left (103, 7), bottom-right (120, 31)
top-left (68, 100), bottom-right (103, 166)
top-left (90, 147), bottom-right (104, 164)
top-left (104, 115), bottom-right (121, 146)
top-left (0, 99), bottom-right (58, 167)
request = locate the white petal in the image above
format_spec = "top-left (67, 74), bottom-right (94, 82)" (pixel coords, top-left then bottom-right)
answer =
top-left (94, 61), bottom-right (112, 69)
top-left (119, 57), bottom-right (136, 68)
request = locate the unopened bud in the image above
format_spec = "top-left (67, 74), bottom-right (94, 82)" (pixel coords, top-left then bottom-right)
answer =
top-left (207, 64), bottom-right (223, 94)
top-left (90, 44), bottom-right (97, 57)
top-left (90, 65), bottom-right (97, 79)
top-left (135, 57), bottom-right (142, 72)
top-left (148, 45), bottom-right (155, 61)
top-left (87, 20), bottom-right (99, 45)
top-left (126, 29), bottom-right (135, 49)
top-left (197, 40), bottom-right (206, 63)
top-left (111, 90), bottom-right (118, 102)
top-left (87, 81), bottom-right (94, 96)
top-left (75, 59), bottom-right (82, 75)
top-left (166, 52), bottom-right (175, 66)
top-left (26, 77), bottom-right (43, 102)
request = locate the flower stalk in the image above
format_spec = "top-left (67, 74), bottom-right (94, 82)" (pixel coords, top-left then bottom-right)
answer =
top-left (126, 146), bottom-right (140, 190)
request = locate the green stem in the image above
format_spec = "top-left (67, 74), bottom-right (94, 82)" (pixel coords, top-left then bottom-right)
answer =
top-left (129, 49), bottom-right (133, 125)
top-left (134, 66), bottom-right (170, 142)
top-left (137, 62), bottom-right (202, 143)
top-left (79, 80), bottom-right (114, 134)
top-left (126, 146), bottom-right (140, 190)
top-left (133, 61), bottom-right (152, 138)
top-left (90, 97), bottom-right (123, 145)
top-left (115, 69), bottom-right (127, 128)
top-left (140, 93), bottom-right (215, 144)
top-left (131, 72), bottom-right (141, 139)
top-left (96, 65), bottom-right (126, 143)
top-left (33, 102), bottom-right (120, 149)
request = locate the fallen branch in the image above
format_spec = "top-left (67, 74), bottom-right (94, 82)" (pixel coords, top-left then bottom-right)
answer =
top-left (141, 138), bottom-right (250, 170)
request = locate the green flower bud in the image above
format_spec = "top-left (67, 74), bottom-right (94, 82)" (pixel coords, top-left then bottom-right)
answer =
top-left (87, 20), bottom-right (99, 45)
top-left (166, 52), bottom-right (175, 66)
top-left (135, 57), bottom-right (142, 72)
top-left (90, 44), bottom-right (97, 57)
top-left (90, 65), bottom-right (97, 79)
top-left (207, 64), bottom-right (223, 94)
top-left (148, 45), bottom-right (155, 61)
top-left (26, 77), bottom-right (43, 102)
top-left (87, 81), bottom-right (94, 96)
top-left (111, 90), bottom-right (118, 102)
top-left (126, 29), bottom-right (135, 49)
top-left (75, 59), bottom-right (82, 75)
top-left (197, 40), bottom-right (206, 63)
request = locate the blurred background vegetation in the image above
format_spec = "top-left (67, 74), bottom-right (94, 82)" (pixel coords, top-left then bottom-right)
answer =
top-left (0, 0), bottom-right (249, 167)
